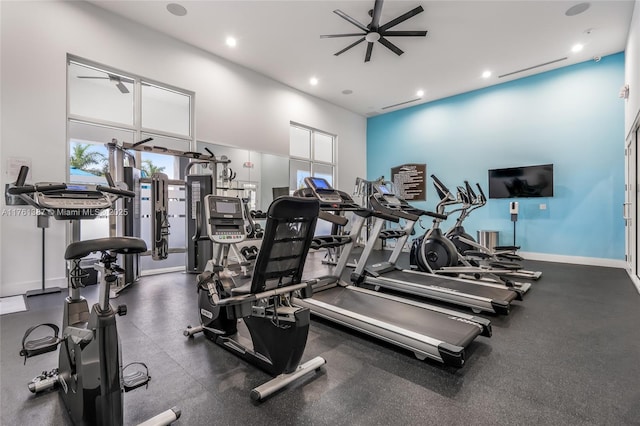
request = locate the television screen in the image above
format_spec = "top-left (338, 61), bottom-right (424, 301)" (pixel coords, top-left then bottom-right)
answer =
top-left (488, 164), bottom-right (553, 198)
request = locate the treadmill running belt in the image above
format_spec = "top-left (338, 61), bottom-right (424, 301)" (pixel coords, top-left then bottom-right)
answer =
top-left (311, 287), bottom-right (481, 348)
top-left (383, 270), bottom-right (518, 302)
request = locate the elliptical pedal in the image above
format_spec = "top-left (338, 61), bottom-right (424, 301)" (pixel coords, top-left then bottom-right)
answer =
top-left (123, 362), bottom-right (151, 392)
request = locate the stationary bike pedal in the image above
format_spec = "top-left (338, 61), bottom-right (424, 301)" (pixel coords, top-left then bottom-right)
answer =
top-left (20, 323), bottom-right (61, 363)
top-left (123, 362), bottom-right (151, 392)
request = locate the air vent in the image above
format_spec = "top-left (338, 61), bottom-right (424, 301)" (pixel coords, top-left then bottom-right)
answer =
top-left (498, 57), bottom-right (567, 79)
top-left (381, 97), bottom-right (421, 110)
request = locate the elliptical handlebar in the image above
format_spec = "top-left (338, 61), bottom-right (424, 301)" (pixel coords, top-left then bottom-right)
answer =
top-left (431, 174), bottom-right (450, 196)
top-left (465, 181), bottom-right (477, 201)
top-left (476, 183), bottom-right (487, 206)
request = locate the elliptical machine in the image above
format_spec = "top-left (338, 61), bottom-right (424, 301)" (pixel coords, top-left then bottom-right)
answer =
top-left (444, 181), bottom-right (483, 255)
top-left (184, 195), bottom-right (326, 401)
top-left (410, 175), bottom-right (531, 293)
top-left (445, 182), bottom-right (542, 280)
top-left (9, 166), bottom-right (180, 426)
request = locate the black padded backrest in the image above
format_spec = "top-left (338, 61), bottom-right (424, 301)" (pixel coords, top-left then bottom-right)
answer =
top-left (250, 196), bottom-right (319, 293)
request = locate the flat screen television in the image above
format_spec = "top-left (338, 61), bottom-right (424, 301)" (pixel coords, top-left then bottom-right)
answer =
top-left (488, 164), bottom-right (554, 199)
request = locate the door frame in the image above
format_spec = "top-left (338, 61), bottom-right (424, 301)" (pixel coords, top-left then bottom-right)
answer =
top-left (625, 110), bottom-right (640, 292)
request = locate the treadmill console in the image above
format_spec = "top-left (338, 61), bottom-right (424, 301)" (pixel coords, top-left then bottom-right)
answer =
top-left (373, 184), bottom-right (403, 206)
top-left (304, 177), bottom-right (343, 204)
top-left (37, 184), bottom-right (114, 220)
top-left (204, 195), bottom-right (247, 243)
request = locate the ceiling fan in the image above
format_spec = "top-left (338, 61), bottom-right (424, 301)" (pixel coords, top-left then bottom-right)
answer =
top-left (320, 0), bottom-right (428, 62)
top-left (77, 74), bottom-right (133, 94)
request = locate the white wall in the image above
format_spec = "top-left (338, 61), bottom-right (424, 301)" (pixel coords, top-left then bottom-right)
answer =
top-left (626, 0), bottom-right (640, 135)
top-left (0, 1), bottom-right (366, 296)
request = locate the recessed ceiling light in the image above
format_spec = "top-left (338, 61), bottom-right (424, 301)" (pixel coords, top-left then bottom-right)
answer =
top-left (416, 90), bottom-right (424, 97)
top-left (565, 2), bottom-right (590, 16)
top-left (226, 36), bottom-right (237, 48)
top-left (310, 77), bottom-right (319, 86)
top-left (166, 3), bottom-right (187, 16)
top-left (342, 89), bottom-right (353, 95)
top-left (482, 70), bottom-right (492, 79)
top-left (572, 43), bottom-right (584, 53)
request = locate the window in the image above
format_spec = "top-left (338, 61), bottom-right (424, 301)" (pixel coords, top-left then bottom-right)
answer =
top-left (67, 56), bottom-right (194, 274)
top-left (289, 123), bottom-right (335, 191)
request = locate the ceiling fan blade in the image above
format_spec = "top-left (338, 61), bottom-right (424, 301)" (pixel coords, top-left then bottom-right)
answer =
top-left (320, 33), bottom-right (367, 38)
top-left (370, 0), bottom-right (384, 29)
top-left (333, 9), bottom-right (369, 32)
top-left (378, 37), bottom-right (404, 56)
top-left (115, 81), bottom-right (130, 94)
top-left (381, 30), bottom-right (428, 37)
top-left (335, 37), bottom-right (366, 56)
top-left (109, 74), bottom-right (134, 84)
top-left (364, 42), bottom-right (374, 62)
top-left (379, 5), bottom-right (424, 32)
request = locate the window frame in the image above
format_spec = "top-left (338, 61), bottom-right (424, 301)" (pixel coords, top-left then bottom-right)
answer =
top-left (289, 122), bottom-right (336, 188)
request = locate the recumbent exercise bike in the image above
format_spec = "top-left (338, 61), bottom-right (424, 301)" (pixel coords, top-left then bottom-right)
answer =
top-left (184, 195), bottom-right (326, 401)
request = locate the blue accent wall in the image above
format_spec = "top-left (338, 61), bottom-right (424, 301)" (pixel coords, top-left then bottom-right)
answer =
top-left (367, 53), bottom-right (625, 259)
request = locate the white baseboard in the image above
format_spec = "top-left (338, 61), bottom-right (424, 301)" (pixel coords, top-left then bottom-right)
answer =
top-left (519, 252), bottom-right (626, 269)
top-left (0, 277), bottom-right (66, 298)
top-left (140, 266), bottom-right (184, 276)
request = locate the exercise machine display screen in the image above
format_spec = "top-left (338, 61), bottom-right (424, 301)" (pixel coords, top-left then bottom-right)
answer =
top-left (309, 177), bottom-right (330, 190)
top-left (215, 200), bottom-right (237, 215)
top-left (66, 184), bottom-right (90, 191)
top-left (377, 185), bottom-right (390, 194)
top-left (304, 177), bottom-right (342, 203)
top-left (374, 184), bottom-right (402, 206)
top-left (204, 195), bottom-right (246, 243)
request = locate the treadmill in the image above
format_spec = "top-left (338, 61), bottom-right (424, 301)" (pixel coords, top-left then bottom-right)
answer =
top-left (350, 183), bottom-right (522, 315)
top-left (293, 177), bottom-right (491, 367)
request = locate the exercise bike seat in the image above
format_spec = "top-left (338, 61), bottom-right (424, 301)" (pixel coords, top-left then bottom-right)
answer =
top-left (65, 237), bottom-right (148, 260)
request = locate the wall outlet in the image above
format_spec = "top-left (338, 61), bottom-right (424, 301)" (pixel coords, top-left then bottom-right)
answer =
top-left (539, 203), bottom-right (547, 210)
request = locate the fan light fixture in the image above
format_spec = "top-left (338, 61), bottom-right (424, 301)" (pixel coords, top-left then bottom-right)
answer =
top-left (321, 0), bottom-right (428, 63)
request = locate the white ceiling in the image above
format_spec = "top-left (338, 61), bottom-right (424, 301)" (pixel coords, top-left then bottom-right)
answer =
top-left (89, 0), bottom-right (635, 116)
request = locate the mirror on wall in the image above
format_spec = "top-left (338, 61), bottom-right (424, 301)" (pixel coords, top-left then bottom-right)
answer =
top-left (195, 141), bottom-right (289, 212)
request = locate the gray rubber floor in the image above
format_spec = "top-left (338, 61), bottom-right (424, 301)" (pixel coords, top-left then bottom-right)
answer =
top-left (1, 251), bottom-right (639, 425)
